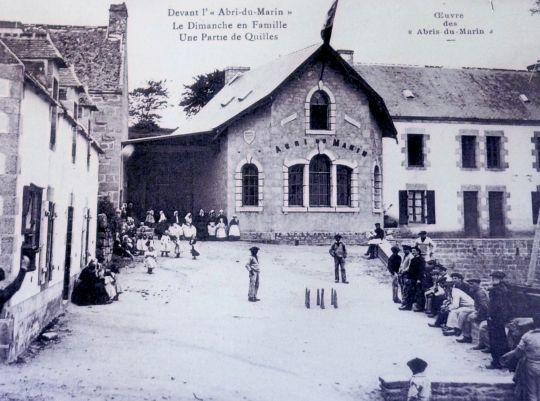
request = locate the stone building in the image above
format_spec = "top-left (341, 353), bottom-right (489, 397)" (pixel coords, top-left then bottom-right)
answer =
top-left (354, 58), bottom-right (540, 237)
top-left (29, 3), bottom-right (129, 205)
top-left (0, 32), bottom-right (101, 360)
top-left (0, 3), bottom-right (127, 361)
top-left (124, 44), bottom-right (397, 235)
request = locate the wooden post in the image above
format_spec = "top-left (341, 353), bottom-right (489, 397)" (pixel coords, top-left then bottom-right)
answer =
top-left (526, 211), bottom-right (540, 286)
top-left (321, 288), bottom-right (325, 309)
top-left (334, 290), bottom-right (338, 309)
top-left (316, 288), bottom-right (320, 306)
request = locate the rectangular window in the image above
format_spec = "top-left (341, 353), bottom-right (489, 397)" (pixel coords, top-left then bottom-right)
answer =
top-left (399, 190), bottom-right (436, 225)
top-left (21, 184), bottom-right (43, 252)
top-left (50, 106), bottom-right (57, 150)
top-left (486, 136), bottom-right (502, 169)
top-left (337, 166), bottom-right (352, 206)
top-left (288, 165), bottom-right (304, 206)
top-left (242, 165), bottom-right (259, 206)
top-left (78, 104), bottom-right (83, 120)
top-left (407, 134), bottom-right (424, 167)
top-left (461, 135), bottom-right (477, 168)
top-left (407, 190), bottom-right (426, 223)
top-left (59, 88), bottom-right (67, 101)
top-left (535, 136), bottom-right (540, 171)
top-left (72, 128), bottom-right (77, 164)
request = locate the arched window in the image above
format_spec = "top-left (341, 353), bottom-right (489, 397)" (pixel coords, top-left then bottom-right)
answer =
top-left (309, 155), bottom-right (331, 206)
top-left (373, 165), bottom-right (382, 211)
top-left (309, 90), bottom-right (330, 130)
top-left (288, 165), bottom-right (304, 206)
top-left (337, 165), bottom-right (352, 206)
top-left (242, 164), bottom-right (259, 206)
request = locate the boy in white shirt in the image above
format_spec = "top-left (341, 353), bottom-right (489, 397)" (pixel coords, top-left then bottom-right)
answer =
top-left (407, 357), bottom-right (432, 401)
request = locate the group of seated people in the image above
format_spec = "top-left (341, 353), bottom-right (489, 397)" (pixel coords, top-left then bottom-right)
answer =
top-left (386, 241), bottom-right (539, 378)
top-left (72, 260), bottom-right (122, 306)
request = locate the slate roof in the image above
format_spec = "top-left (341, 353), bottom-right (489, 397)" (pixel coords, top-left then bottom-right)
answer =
top-left (354, 64), bottom-right (540, 122)
top-left (58, 65), bottom-right (84, 89)
top-left (0, 33), bottom-right (67, 67)
top-left (27, 24), bottom-right (123, 93)
top-left (0, 40), bottom-right (21, 64)
top-left (128, 44), bottom-right (397, 144)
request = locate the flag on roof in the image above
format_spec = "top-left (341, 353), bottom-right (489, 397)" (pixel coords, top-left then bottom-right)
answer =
top-left (320, 0), bottom-right (339, 44)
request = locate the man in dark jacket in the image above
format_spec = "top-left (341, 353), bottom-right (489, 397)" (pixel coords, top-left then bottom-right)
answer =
top-left (365, 223), bottom-right (385, 259)
top-left (486, 271), bottom-right (513, 369)
top-left (329, 234), bottom-right (348, 284)
top-left (400, 247), bottom-right (425, 311)
top-left (456, 278), bottom-right (489, 344)
top-left (0, 254), bottom-right (29, 315)
top-left (387, 246), bottom-right (402, 303)
top-left (450, 272), bottom-right (473, 297)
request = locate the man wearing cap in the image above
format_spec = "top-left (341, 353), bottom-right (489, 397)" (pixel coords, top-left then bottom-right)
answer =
top-left (457, 278), bottom-right (489, 344)
top-left (387, 245), bottom-right (402, 303)
top-left (329, 234), bottom-right (348, 284)
top-left (365, 223), bottom-right (385, 259)
top-left (1, 253), bottom-right (29, 315)
top-left (443, 279), bottom-right (475, 337)
top-left (486, 271), bottom-right (513, 369)
top-left (502, 313), bottom-right (540, 401)
top-left (245, 246), bottom-right (261, 302)
top-left (406, 357), bottom-right (432, 401)
top-left (414, 231), bottom-right (436, 262)
top-left (398, 245), bottom-right (413, 303)
top-left (400, 247), bottom-right (425, 311)
top-left (450, 272), bottom-right (473, 297)
top-left (424, 267), bottom-right (446, 317)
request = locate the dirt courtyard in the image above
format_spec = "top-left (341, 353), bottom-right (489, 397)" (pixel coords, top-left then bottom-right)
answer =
top-left (0, 242), bottom-right (510, 401)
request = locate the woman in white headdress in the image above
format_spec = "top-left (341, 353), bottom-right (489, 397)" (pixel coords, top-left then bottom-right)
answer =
top-left (228, 214), bottom-right (241, 241)
top-left (216, 217), bottom-right (227, 240)
top-left (207, 210), bottom-right (217, 240)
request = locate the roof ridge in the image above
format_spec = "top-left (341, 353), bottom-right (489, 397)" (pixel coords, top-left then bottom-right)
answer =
top-left (354, 62), bottom-right (529, 73)
top-left (25, 23), bottom-right (108, 31)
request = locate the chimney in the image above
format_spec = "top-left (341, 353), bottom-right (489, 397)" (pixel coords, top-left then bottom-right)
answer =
top-left (108, 3), bottom-right (128, 38)
top-left (337, 49), bottom-right (354, 65)
top-left (0, 21), bottom-right (24, 35)
top-left (527, 60), bottom-right (540, 72)
top-left (224, 66), bottom-right (250, 85)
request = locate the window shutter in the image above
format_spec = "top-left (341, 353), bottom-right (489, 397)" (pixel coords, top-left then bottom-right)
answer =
top-left (399, 190), bottom-right (408, 225)
top-left (426, 190), bottom-right (436, 224)
top-left (532, 192), bottom-right (540, 225)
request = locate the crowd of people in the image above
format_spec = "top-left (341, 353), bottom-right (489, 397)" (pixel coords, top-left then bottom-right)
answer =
top-left (110, 205), bottom-right (242, 262)
top-left (385, 232), bottom-right (540, 401)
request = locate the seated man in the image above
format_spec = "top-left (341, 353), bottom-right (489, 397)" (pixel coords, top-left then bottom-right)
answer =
top-left (456, 278), bottom-right (489, 344)
top-left (443, 280), bottom-right (475, 337)
top-left (364, 223), bottom-right (385, 259)
top-left (0, 253), bottom-right (29, 315)
top-left (450, 272), bottom-right (473, 297)
top-left (425, 267), bottom-right (447, 317)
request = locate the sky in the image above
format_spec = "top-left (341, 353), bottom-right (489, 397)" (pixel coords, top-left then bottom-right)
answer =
top-left (1, 0), bottom-right (539, 127)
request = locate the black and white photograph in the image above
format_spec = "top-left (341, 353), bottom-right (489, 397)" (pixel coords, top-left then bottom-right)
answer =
top-left (0, 0), bottom-right (539, 400)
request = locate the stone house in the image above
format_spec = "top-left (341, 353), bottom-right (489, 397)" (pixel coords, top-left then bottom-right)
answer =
top-left (123, 44), bottom-right (397, 236)
top-left (0, 3), bottom-right (127, 361)
top-left (354, 58), bottom-right (540, 237)
top-left (0, 32), bottom-right (102, 361)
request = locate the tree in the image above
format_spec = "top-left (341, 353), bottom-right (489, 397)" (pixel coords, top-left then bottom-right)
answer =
top-left (179, 70), bottom-right (225, 116)
top-left (129, 80), bottom-right (169, 130)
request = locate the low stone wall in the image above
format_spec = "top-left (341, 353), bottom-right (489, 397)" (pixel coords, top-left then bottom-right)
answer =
top-left (384, 238), bottom-right (536, 285)
top-left (379, 376), bottom-right (515, 401)
top-left (241, 231), bottom-right (370, 245)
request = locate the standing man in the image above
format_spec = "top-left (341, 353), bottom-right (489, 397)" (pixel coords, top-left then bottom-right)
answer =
top-left (414, 231), bottom-right (436, 262)
top-left (399, 245), bottom-right (413, 305)
top-left (400, 247), bottom-right (424, 311)
top-left (1, 253), bottom-right (29, 315)
top-left (329, 234), bottom-right (348, 284)
top-left (387, 246), bottom-right (402, 303)
top-left (486, 271), bottom-right (513, 369)
top-left (245, 246), bottom-right (261, 302)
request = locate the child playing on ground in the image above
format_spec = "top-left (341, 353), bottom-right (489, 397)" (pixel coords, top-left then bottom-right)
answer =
top-left (245, 246), bottom-right (260, 302)
top-left (406, 357), bottom-right (431, 401)
top-left (144, 245), bottom-right (158, 274)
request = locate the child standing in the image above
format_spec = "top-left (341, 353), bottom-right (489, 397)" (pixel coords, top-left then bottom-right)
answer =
top-left (245, 246), bottom-right (260, 302)
top-left (406, 358), bottom-right (431, 401)
top-left (144, 245), bottom-right (158, 274)
top-left (160, 230), bottom-right (171, 257)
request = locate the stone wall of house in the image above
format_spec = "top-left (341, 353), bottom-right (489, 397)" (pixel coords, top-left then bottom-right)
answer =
top-left (242, 231), bottom-right (371, 245)
top-left (92, 92), bottom-right (126, 206)
top-left (0, 64), bottom-right (23, 276)
top-left (379, 376), bottom-right (514, 401)
top-left (225, 55), bottom-right (386, 234)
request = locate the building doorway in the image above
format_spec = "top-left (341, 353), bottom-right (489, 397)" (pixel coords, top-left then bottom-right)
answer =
top-left (463, 191), bottom-right (479, 237)
top-left (62, 206), bottom-right (74, 300)
top-left (488, 191), bottom-right (506, 237)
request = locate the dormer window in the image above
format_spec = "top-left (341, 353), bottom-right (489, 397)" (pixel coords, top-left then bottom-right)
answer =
top-left (309, 90), bottom-right (330, 130)
top-left (402, 89), bottom-right (415, 99)
top-left (520, 94), bottom-right (530, 103)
